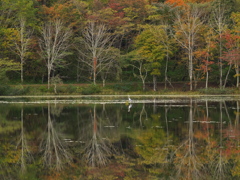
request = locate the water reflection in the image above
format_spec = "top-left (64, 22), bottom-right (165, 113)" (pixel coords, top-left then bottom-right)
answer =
top-left (82, 104), bottom-right (117, 167)
top-left (39, 103), bottom-right (72, 170)
top-left (1, 98), bottom-right (240, 179)
top-left (172, 99), bottom-right (206, 179)
top-left (16, 107), bottom-right (33, 173)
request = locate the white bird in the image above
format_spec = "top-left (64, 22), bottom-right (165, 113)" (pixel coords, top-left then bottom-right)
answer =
top-left (128, 95), bottom-right (132, 102)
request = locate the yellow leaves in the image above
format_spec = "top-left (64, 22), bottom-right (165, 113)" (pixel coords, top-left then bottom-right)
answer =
top-left (0, 58), bottom-right (21, 72)
top-left (234, 74), bottom-right (240, 78)
top-left (1, 28), bottom-right (18, 48)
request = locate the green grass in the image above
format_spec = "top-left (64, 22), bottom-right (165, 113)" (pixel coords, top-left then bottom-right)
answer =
top-left (1, 83), bottom-right (239, 96)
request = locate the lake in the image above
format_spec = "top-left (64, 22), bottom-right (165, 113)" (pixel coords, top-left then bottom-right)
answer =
top-left (0, 95), bottom-right (240, 180)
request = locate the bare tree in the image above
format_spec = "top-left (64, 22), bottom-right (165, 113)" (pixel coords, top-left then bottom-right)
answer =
top-left (211, 0), bottom-right (227, 89)
top-left (99, 47), bottom-right (120, 87)
top-left (12, 17), bottom-right (32, 83)
top-left (39, 19), bottom-right (72, 89)
top-left (173, 4), bottom-right (205, 91)
top-left (79, 22), bottom-right (117, 85)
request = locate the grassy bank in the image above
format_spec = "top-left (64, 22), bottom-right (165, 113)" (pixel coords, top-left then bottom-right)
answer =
top-left (0, 83), bottom-right (239, 96)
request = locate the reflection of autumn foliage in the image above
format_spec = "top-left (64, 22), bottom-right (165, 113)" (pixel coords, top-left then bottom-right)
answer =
top-left (134, 129), bottom-right (170, 165)
top-left (222, 124), bottom-right (240, 157)
top-left (172, 102), bottom-right (208, 179)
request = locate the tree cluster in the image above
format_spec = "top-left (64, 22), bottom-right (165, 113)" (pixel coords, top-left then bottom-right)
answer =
top-left (0, 0), bottom-right (240, 90)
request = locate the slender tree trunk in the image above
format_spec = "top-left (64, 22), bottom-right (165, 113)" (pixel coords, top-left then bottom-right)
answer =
top-left (142, 81), bottom-right (145, 91)
top-left (77, 61), bottom-right (79, 82)
top-left (21, 61), bottom-right (23, 83)
top-left (189, 45), bottom-right (193, 91)
top-left (236, 66), bottom-right (239, 88)
top-left (164, 49), bottom-right (169, 90)
top-left (223, 64), bottom-right (232, 88)
top-left (219, 34), bottom-right (223, 89)
top-left (48, 68), bottom-right (51, 90)
top-left (102, 79), bottom-right (105, 87)
top-left (236, 101), bottom-right (239, 128)
top-left (93, 57), bottom-right (97, 85)
top-left (153, 75), bottom-right (157, 91)
top-left (206, 65), bottom-right (209, 89)
top-left (205, 40), bottom-right (210, 89)
top-left (54, 84), bottom-right (57, 94)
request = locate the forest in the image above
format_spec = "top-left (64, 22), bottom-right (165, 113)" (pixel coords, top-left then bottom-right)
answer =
top-left (0, 0), bottom-right (240, 94)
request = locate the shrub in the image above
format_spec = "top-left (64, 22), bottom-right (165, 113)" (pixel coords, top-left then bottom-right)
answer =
top-left (198, 87), bottom-right (234, 94)
top-left (10, 85), bottom-right (30, 95)
top-left (108, 83), bottom-right (141, 92)
top-left (67, 85), bottom-right (77, 94)
top-left (56, 86), bottom-right (68, 94)
top-left (82, 84), bottom-right (102, 95)
top-left (39, 86), bottom-right (49, 93)
top-left (0, 85), bottom-right (11, 95)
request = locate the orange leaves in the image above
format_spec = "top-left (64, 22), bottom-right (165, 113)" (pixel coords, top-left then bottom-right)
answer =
top-left (113, 0), bottom-right (149, 23)
top-left (165, 0), bottom-right (213, 6)
top-left (42, 2), bottom-right (80, 27)
top-left (165, 0), bottom-right (186, 6)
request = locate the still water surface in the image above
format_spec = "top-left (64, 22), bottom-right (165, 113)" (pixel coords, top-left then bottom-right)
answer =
top-left (0, 96), bottom-right (240, 179)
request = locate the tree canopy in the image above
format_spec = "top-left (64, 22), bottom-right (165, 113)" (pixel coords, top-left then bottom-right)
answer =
top-left (0, 0), bottom-right (239, 90)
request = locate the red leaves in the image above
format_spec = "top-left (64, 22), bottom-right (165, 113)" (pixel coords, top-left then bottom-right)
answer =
top-left (165, 0), bottom-right (213, 6)
top-left (221, 31), bottom-right (240, 65)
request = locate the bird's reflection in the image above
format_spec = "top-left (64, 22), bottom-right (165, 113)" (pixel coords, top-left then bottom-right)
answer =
top-left (128, 104), bottom-right (132, 112)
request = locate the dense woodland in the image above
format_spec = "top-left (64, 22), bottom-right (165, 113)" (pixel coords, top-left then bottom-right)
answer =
top-left (0, 0), bottom-right (240, 92)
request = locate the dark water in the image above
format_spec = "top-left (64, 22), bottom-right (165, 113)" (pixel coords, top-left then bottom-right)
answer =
top-left (0, 97), bottom-right (240, 179)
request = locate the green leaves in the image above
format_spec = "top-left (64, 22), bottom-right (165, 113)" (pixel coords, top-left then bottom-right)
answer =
top-left (133, 25), bottom-right (167, 76)
top-left (0, 58), bottom-right (20, 72)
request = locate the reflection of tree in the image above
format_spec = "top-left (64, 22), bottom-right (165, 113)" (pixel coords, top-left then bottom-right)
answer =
top-left (139, 103), bottom-right (148, 127)
top-left (173, 99), bottom-right (206, 179)
top-left (0, 105), bottom-right (21, 179)
top-left (231, 101), bottom-right (240, 177)
top-left (210, 101), bottom-right (230, 180)
top-left (40, 103), bottom-right (72, 170)
top-left (16, 107), bottom-right (33, 173)
top-left (132, 107), bottom-right (173, 177)
top-left (82, 104), bottom-right (116, 167)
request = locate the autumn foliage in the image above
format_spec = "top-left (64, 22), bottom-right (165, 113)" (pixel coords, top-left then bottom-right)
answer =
top-left (165, 0), bottom-right (213, 6)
